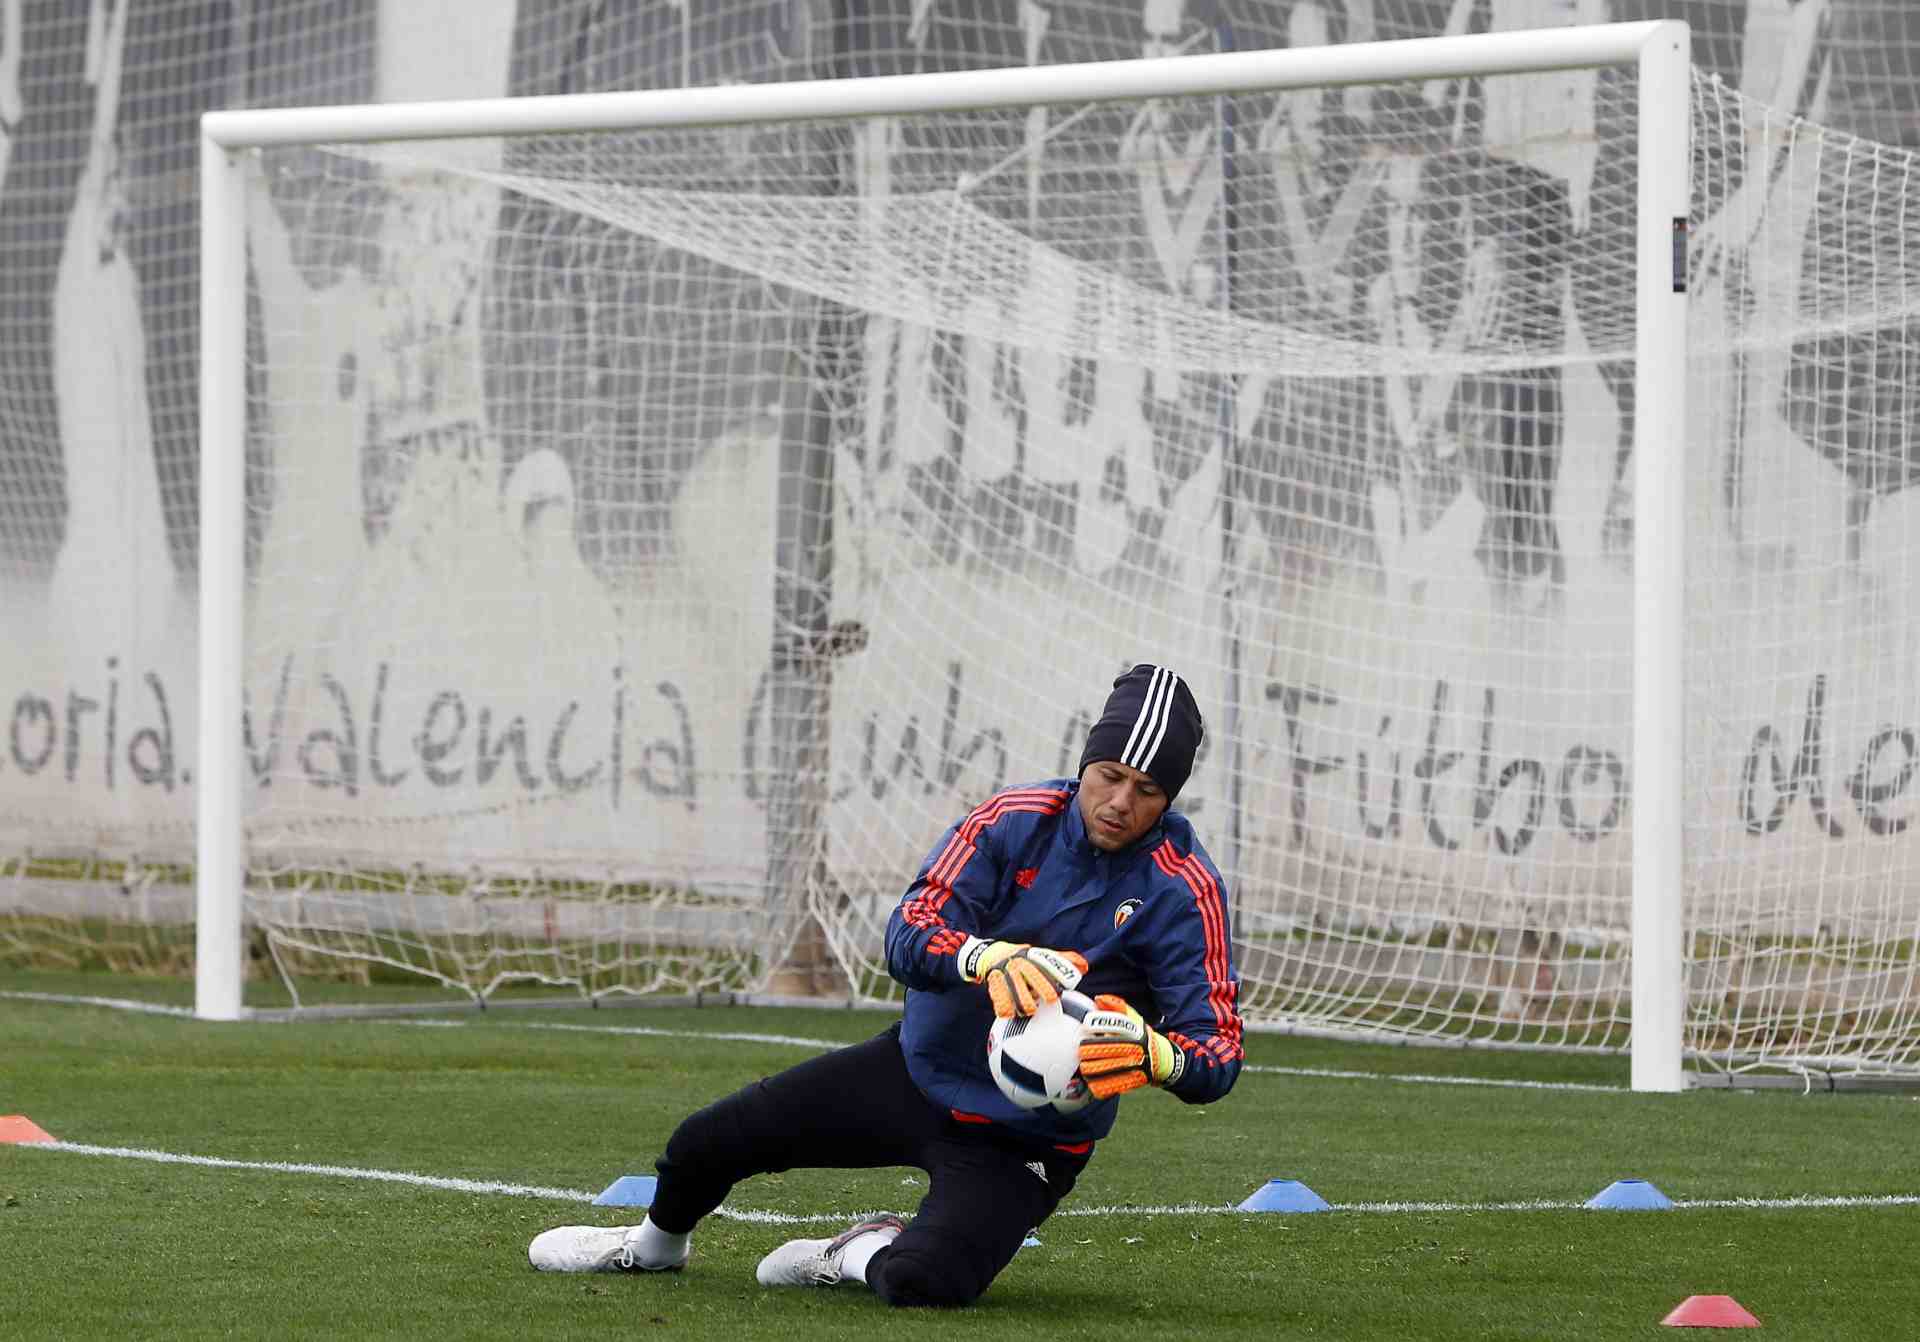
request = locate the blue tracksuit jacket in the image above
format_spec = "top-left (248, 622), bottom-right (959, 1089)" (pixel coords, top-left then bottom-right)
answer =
top-left (884, 779), bottom-right (1243, 1147)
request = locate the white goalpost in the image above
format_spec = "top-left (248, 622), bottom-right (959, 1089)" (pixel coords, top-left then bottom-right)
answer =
top-left (191, 21), bottom-right (1697, 1088)
top-left (144, 12), bottom-right (1920, 1088)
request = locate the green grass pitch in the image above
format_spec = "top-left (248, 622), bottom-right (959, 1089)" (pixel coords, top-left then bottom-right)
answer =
top-left (4, 969), bottom-right (1917, 1340)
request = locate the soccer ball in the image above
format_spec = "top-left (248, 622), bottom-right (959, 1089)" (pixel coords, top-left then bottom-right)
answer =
top-left (986, 990), bottom-right (1094, 1113)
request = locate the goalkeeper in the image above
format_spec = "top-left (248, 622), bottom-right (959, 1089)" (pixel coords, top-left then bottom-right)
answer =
top-left (529, 663), bottom-right (1242, 1307)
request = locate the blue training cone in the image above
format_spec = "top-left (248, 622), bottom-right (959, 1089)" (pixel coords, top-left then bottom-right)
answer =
top-left (593, 1175), bottom-right (658, 1207)
top-left (1237, 1179), bottom-right (1331, 1213)
top-left (1022, 1234), bottom-right (1042, 1248)
top-left (1585, 1178), bottom-right (1672, 1211)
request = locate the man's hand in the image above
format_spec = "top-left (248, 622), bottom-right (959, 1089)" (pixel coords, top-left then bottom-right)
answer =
top-left (1077, 994), bottom-right (1184, 1098)
top-left (960, 939), bottom-right (1087, 1019)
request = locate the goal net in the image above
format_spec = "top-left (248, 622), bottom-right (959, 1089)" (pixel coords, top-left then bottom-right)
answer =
top-left (10, 29), bottom-right (1920, 1081)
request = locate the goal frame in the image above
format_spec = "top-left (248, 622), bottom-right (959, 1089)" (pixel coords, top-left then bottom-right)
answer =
top-left (196, 21), bottom-right (1693, 1090)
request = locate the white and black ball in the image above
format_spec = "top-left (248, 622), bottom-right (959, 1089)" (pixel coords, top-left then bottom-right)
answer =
top-left (986, 990), bottom-right (1095, 1113)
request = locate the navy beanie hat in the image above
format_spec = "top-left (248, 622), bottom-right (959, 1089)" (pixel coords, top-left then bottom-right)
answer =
top-left (1077, 664), bottom-right (1204, 801)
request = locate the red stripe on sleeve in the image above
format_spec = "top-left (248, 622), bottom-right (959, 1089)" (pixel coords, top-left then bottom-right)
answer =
top-left (1154, 842), bottom-right (1244, 1062)
top-left (926, 929), bottom-right (967, 958)
top-left (900, 788), bottom-right (1070, 933)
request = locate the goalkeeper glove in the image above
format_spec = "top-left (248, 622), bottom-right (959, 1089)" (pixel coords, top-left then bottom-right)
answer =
top-left (959, 939), bottom-right (1088, 1019)
top-left (1077, 994), bottom-right (1185, 1099)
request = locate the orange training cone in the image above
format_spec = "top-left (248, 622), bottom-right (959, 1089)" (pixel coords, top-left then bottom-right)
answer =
top-left (0, 1115), bottom-right (55, 1143)
top-left (1662, 1295), bottom-right (1761, 1328)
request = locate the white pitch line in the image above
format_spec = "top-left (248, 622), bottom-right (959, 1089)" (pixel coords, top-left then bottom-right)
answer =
top-left (0, 990), bottom-right (194, 1017)
top-left (16, 990), bottom-right (1914, 1100)
top-left (1241, 1063), bottom-right (1628, 1095)
top-left (14, 1141), bottom-right (1920, 1219)
top-left (520, 1020), bottom-right (865, 1051)
top-left (1671, 1193), bottom-right (1920, 1211)
top-left (24, 1141), bottom-right (597, 1202)
top-left (498, 1020), bottom-right (1638, 1095)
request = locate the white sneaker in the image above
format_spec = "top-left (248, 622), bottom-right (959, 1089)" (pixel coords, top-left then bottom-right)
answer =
top-left (755, 1214), bottom-right (906, 1287)
top-left (528, 1224), bottom-right (689, 1273)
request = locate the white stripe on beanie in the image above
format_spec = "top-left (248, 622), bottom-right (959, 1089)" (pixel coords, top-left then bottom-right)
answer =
top-left (1120, 666), bottom-right (1179, 775)
top-left (1117, 666), bottom-right (1164, 767)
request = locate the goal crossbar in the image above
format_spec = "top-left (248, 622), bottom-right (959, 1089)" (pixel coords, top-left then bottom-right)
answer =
top-left (200, 22), bottom-right (1681, 146)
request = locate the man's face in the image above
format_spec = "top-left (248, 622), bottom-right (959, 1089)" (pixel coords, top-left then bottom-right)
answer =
top-left (1078, 760), bottom-right (1170, 852)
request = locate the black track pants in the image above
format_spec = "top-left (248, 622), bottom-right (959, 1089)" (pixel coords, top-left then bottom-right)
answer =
top-left (648, 1023), bottom-right (1092, 1307)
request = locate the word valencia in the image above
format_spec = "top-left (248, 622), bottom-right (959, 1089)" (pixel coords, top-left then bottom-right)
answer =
top-left (4, 657), bottom-right (701, 810)
top-left (241, 657), bottom-right (694, 808)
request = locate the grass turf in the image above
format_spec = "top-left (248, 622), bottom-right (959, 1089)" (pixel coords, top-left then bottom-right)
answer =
top-left (4, 969), bottom-right (1918, 1339)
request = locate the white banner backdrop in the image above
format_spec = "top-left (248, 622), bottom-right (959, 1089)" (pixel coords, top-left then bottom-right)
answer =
top-left (3, 0), bottom-right (1920, 939)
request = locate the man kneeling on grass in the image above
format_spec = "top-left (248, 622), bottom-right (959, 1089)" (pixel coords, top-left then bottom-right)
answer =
top-left (530, 664), bottom-right (1244, 1307)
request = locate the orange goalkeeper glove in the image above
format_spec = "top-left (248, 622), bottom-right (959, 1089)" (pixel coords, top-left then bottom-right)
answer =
top-left (1077, 994), bottom-right (1185, 1098)
top-left (959, 939), bottom-right (1088, 1019)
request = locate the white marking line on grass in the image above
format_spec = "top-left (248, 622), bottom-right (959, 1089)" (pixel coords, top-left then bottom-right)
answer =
top-left (520, 1020), bottom-right (862, 1050)
top-left (1675, 1193), bottom-right (1920, 1210)
top-left (1335, 1193), bottom-right (1920, 1213)
top-left (0, 990), bottom-right (194, 1017)
top-left (505, 1020), bottom-right (1633, 1094)
top-left (14, 992), bottom-right (1902, 1100)
top-left (27, 1141), bottom-right (597, 1203)
top-left (1241, 1063), bottom-right (1626, 1095)
top-left (19, 1141), bottom-right (1920, 1221)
